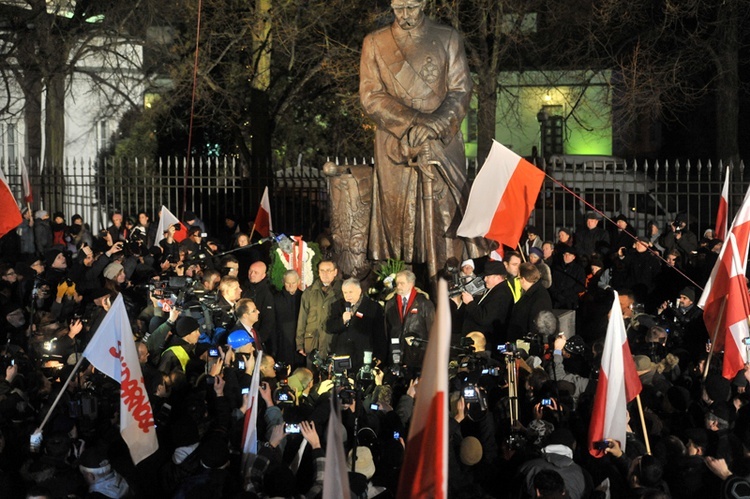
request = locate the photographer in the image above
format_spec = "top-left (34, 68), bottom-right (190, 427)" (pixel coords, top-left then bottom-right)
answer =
top-left (659, 213), bottom-right (698, 261)
top-left (459, 261), bottom-right (513, 346)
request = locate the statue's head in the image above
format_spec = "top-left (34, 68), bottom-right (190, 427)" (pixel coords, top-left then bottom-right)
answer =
top-left (391, 0), bottom-right (426, 30)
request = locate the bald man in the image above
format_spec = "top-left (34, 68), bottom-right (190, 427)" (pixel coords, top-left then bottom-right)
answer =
top-left (241, 261), bottom-right (276, 354)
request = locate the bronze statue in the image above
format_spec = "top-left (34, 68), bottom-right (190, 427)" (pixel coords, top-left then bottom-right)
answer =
top-left (359, 0), bottom-right (487, 280)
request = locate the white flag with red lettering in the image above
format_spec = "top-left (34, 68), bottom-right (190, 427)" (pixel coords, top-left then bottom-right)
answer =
top-left (698, 183), bottom-right (750, 379)
top-left (396, 280), bottom-right (451, 499)
top-left (82, 294), bottom-right (158, 464)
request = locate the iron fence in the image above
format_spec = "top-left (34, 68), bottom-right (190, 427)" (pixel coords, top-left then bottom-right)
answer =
top-left (1, 155), bottom-right (747, 245)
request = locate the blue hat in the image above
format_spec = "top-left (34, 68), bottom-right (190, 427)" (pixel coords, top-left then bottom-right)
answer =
top-left (227, 329), bottom-right (254, 349)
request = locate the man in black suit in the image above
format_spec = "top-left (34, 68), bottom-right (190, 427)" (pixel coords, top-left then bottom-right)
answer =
top-left (460, 260), bottom-right (513, 348)
top-left (326, 278), bottom-right (386, 372)
top-left (242, 261), bottom-right (276, 354)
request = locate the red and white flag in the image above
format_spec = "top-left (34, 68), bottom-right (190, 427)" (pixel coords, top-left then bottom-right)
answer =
top-left (715, 166), bottom-right (730, 241)
top-left (698, 183), bottom-right (750, 379)
top-left (0, 169), bottom-right (22, 239)
top-left (82, 294), bottom-right (158, 464)
top-left (241, 350), bottom-right (263, 471)
top-left (457, 140), bottom-right (545, 253)
top-left (253, 186), bottom-right (272, 238)
top-left (155, 205), bottom-right (188, 244)
top-left (20, 159), bottom-right (33, 204)
top-left (588, 290), bottom-right (642, 457)
top-left (396, 279), bottom-right (451, 499)
top-left (322, 394), bottom-right (351, 499)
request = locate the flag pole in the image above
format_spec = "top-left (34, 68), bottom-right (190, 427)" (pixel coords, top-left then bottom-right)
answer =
top-left (37, 354), bottom-right (88, 431)
top-left (704, 296), bottom-right (728, 381)
top-left (635, 394), bottom-right (652, 455)
top-left (249, 222), bottom-right (257, 241)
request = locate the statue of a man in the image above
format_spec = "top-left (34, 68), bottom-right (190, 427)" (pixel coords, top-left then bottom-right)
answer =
top-left (359, 0), bottom-right (486, 274)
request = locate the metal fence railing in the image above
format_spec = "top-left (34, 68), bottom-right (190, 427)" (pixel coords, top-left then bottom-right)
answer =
top-left (1, 155), bottom-right (745, 245)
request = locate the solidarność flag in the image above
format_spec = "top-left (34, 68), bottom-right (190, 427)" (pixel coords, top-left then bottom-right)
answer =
top-left (82, 294), bottom-right (158, 464)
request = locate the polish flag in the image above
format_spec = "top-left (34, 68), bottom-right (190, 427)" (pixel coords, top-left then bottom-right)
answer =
top-left (322, 394), bottom-right (351, 499)
top-left (397, 279), bottom-right (451, 499)
top-left (588, 290), bottom-right (642, 457)
top-left (253, 186), bottom-right (272, 238)
top-left (698, 183), bottom-right (750, 380)
top-left (20, 159), bottom-right (33, 203)
top-left (155, 205), bottom-right (188, 244)
top-left (82, 295), bottom-right (158, 464)
top-left (457, 140), bottom-right (545, 253)
top-left (0, 169), bottom-right (22, 239)
top-left (240, 351), bottom-right (264, 471)
top-left (715, 166), bottom-right (730, 241)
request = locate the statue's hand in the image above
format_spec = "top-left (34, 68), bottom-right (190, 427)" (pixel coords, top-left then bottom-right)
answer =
top-left (414, 112), bottom-right (450, 136)
top-left (407, 124), bottom-right (437, 148)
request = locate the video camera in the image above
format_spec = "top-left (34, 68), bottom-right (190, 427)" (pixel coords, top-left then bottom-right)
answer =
top-left (445, 264), bottom-right (486, 297)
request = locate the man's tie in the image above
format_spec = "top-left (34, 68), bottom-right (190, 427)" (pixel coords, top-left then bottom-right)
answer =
top-left (402, 296), bottom-right (408, 316)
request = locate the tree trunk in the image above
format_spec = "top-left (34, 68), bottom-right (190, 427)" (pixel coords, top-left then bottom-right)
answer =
top-left (44, 70), bottom-right (66, 211)
top-left (714, 2), bottom-right (740, 165)
top-left (475, 75), bottom-right (497, 166)
top-left (250, 0), bottom-right (273, 173)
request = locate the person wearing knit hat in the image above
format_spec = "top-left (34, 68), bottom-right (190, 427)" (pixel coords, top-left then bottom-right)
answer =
top-left (529, 247), bottom-right (544, 260)
top-left (42, 248), bottom-right (69, 289)
top-left (78, 445), bottom-right (131, 498)
top-left (347, 446), bottom-right (376, 480)
top-left (703, 374), bottom-right (731, 405)
top-left (460, 259), bottom-right (476, 281)
top-left (459, 436), bottom-right (483, 466)
top-left (159, 316), bottom-right (201, 374)
top-left (518, 428), bottom-right (587, 499)
top-left (528, 247), bottom-right (552, 289)
top-left (102, 262), bottom-right (125, 282)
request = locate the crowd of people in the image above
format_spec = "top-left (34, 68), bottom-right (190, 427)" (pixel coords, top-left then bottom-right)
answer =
top-left (0, 206), bottom-right (748, 499)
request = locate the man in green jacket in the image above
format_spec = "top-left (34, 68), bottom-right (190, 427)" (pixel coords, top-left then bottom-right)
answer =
top-left (295, 260), bottom-right (342, 367)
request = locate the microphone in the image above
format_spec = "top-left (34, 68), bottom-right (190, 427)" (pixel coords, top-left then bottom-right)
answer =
top-left (345, 304), bottom-right (352, 326)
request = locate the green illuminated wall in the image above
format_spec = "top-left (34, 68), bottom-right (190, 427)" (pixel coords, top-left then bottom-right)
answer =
top-left (463, 70), bottom-right (613, 158)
